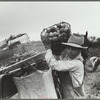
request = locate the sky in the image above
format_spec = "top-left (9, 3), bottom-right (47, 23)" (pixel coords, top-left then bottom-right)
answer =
top-left (0, 1), bottom-right (100, 41)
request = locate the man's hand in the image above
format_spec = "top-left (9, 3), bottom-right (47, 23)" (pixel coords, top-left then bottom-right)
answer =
top-left (41, 30), bottom-right (51, 50)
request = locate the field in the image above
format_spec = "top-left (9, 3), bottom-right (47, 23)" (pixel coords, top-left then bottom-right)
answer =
top-left (2, 41), bottom-right (100, 99)
top-left (84, 66), bottom-right (100, 99)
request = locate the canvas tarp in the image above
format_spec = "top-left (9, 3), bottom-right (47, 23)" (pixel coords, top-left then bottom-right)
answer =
top-left (13, 69), bottom-right (57, 99)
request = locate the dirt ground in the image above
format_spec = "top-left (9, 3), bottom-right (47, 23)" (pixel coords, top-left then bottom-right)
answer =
top-left (84, 65), bottom-right (100, 99)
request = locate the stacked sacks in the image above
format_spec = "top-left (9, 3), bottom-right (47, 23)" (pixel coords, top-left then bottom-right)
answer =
top-left (41, 21), bottom-right (71, 55)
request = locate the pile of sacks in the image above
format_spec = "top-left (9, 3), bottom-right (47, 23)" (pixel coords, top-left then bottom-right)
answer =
top-left (41, 21), bottom-right (71, 55)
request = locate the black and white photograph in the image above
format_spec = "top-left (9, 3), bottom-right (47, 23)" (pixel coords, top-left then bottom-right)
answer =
top-left (0, 1), bottom-right (100, 99)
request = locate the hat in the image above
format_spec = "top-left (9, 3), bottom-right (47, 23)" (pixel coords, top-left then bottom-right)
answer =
top-left (61, 34), bottom-right (88, 49)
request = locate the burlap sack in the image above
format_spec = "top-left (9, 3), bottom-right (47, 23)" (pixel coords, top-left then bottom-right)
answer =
top-left (13, 69), bottom-right (57, 99)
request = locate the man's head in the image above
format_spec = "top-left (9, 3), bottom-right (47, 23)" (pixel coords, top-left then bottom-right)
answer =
top-left (61, 34), bottom-right (88, 59)
top-left (61, 45), bottom-right (82, 59)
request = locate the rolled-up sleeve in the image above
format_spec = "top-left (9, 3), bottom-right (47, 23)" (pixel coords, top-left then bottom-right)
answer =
top-left (45, 49), bottom-right (83, 71)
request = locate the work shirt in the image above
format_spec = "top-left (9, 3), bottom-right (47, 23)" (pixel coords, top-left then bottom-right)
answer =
top-left (89, 56), bottom-right (98, 67)
top-left (85, 56), bottom-right (98, 69)
top-left (45, 49), bottom-right (84, 88)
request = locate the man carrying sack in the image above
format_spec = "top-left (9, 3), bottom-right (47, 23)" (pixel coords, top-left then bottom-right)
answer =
top-left (41, 32), bottom-right (88, 99)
